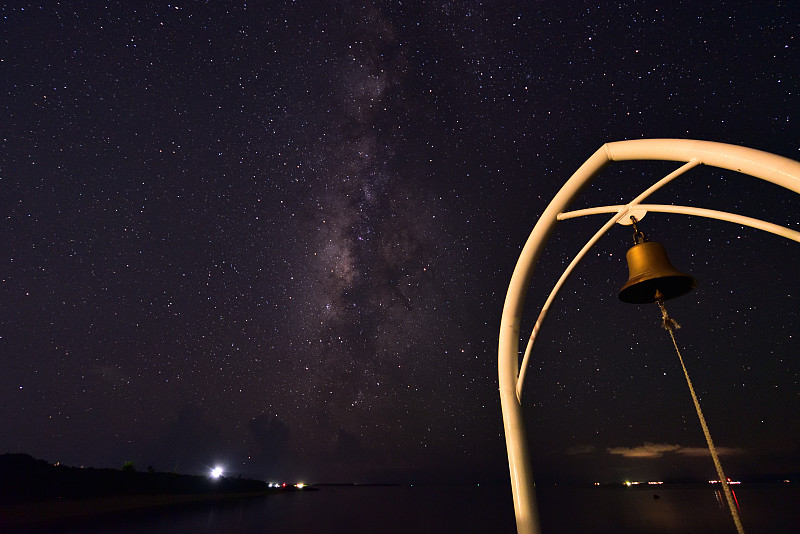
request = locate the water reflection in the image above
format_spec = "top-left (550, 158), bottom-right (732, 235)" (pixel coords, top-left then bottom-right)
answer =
top-left (13, 484), bottom-right (799, 534)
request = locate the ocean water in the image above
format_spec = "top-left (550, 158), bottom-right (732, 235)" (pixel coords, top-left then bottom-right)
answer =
top-left (11, 483), bottom-right (800, 533)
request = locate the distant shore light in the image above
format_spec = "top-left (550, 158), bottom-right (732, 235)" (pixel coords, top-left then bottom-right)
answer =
top-left (211, 466), bottom-right (223, 479)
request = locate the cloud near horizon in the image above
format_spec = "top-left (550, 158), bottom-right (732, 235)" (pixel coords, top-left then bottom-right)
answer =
top-left (606, 442), bottom-right (745, 459)
top-left (566, 445), bottom-right (597, 456)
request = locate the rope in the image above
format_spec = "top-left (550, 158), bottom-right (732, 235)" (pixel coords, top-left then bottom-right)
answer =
top-left (657, 300), bottom-right (745, 534)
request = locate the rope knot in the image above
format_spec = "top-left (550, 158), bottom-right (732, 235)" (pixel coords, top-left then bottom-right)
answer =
top-left (656, 298), bottom-right (681, 331)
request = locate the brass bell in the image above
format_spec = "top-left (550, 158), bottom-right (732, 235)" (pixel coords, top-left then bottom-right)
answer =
top-left (619, 241), bottom-right (697, 304)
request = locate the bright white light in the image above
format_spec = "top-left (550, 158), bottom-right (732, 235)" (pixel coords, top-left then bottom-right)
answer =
top-left (295, 482), bottom-right (305, 489)
top-left (210, 466), bottom-right (223, 479)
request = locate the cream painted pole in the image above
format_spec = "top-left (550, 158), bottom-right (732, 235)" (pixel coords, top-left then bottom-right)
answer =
top-left (498, 146), bottom-right (610, 534)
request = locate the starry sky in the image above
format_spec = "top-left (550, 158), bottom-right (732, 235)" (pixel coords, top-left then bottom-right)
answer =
top-left (2, 1), bottom-right (798, 486)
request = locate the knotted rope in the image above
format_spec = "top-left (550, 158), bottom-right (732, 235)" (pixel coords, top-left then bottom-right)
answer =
top-left (656, 299), bottom-right (745, 534)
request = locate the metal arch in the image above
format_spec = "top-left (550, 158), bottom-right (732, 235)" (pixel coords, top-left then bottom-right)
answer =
top-left (498, 139), bottom-right (800, 534)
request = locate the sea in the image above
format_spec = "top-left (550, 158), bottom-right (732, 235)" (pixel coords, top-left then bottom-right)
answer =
top-left (8, 483), bottom-right (799, 533)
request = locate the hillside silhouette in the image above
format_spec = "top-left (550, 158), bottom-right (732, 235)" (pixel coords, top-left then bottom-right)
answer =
top-left (0, 453), bottom-right (268, 503)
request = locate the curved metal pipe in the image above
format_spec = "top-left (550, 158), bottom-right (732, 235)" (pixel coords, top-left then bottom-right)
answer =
top-left (499, 139), bottom-right (800, 533)
top-left (558, 204), bottom-right (800, 244)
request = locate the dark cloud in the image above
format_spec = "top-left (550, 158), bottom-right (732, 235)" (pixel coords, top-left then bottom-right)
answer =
top-left (142, 404), bottom-right (226, 473)
top-left (247, 413), bottom-right (291, 475)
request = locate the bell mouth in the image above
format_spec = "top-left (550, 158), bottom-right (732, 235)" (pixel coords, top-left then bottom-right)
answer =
top-left (618, 241), bottom-right (697, 304)
top-left (619, 274), bottom-right (697, 304)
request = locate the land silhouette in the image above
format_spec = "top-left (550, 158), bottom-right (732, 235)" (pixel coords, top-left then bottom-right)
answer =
top-left (0, 453), bottom-right (307, 530)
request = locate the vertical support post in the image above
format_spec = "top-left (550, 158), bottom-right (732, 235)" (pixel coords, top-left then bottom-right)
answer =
top-left (499, 152), bottom-right (669, 532)
top-left (498, 146), bottom-right (610, 534)
top-left (500, 318), bottom-right (540, 534)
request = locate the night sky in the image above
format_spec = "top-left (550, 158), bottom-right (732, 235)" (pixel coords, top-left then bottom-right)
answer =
top-left (2, 2), bottom-right (799, 487)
